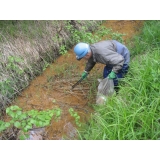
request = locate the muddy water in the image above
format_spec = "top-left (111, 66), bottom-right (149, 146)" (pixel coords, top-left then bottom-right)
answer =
top-left (9, 20), bottom-right (143, 140)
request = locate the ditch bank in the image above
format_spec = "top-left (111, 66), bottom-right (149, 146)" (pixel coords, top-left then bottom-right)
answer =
top-left (0, 20), bottom-right (144, 140)
top-left (0, 20), bottom-right (102, 109)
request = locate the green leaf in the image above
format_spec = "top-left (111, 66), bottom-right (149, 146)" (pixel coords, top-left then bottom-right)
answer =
top-left (0, 120), bottom-right (4, 125)
top-left (0, 126), bottom-right (6, 132)
top-left (76, 116), bottom-right (80, 120)
top-left (19, 113), bottom-right (27, 120)
top-left (36, 121), bottom-right (43, 127)
top-left (56, 110), bottom-right (61, 117)
top-left (6, 108), bottom-right (10, 114)
top-left (23, 127), bottom-right (28, 132)
top-left (10, 105), bottom-right (21, 111)
top-left (10, 120), bottom-right (14, 124)
top-left (27, 122), bottom-right (32, 125)
top-left (45, 115), bottom-right (51, 120)
top-left (35, 120), bottom-right (39, 126)
top-left (73, 113), bottom-right (78, 117)
top-left (27, 123), bottom-right (33, 129)
top-left (27, 110), bottom-right (38, 116)
top-left (21, 122), bottom-right (26, 127)
top-left (44, 120), bottom-right (50, 126)
top-left (30, 119), bottom-right (36, 124)
top-left (9, 112), bottom-right (16, 118)
top-left (49, 113), bottom-right (54, 117)
top-left (77, 123), bottom-right (81, 127)
top-left (19, 133), bottom-right (29, 140)
top-left (69, 108), bottom-right (74, 112)
top-left (37, 115), bottom-right (45, 121)
top-left (39, 121), bottom-right (43, 127)
top-left (19, 135), bottom-right (26, 140)
top-left (16, 110), bottom-right (22, 115)
top-left (25, 125), bottom-right (32, 131)
top-left (14, 121), bottom-right (21, 128)
top-left (4, 122), bottom-right (11, 128)
top-left (14, 114), bottom-right (19, 119)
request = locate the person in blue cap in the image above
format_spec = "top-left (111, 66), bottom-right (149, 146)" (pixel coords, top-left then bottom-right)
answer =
top-left (73, 40), bottom-right (130, 91)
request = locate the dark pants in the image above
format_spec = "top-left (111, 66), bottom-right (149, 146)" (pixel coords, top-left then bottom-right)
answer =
top-left (103, 64), bottom-right (129, 87)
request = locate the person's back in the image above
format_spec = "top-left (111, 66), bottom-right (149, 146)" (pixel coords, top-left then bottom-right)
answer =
top-left (112, 40), bottom-right (130, 65)
top-left (86, 40), bottom-right (125, 74)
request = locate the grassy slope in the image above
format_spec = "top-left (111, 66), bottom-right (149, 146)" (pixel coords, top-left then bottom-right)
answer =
top-left (78, 20), bottom-right (160, 140)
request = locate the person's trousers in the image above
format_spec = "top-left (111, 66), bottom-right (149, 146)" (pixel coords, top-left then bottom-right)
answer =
top-left (103, 64), bottom-right (129, 87)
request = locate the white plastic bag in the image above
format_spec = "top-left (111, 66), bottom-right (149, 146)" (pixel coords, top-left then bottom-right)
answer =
top-left (96, 78), bottom-right (114, 105)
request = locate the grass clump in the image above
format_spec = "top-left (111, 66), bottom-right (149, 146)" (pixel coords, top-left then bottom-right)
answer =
top-left (129, 20), bottom-right (160, 57)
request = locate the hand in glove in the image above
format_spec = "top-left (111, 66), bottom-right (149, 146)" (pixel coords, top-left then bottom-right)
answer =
top-left (108, 71), bottom-right (116, 79)
top-left (81, 71), bottom-right (88, 79)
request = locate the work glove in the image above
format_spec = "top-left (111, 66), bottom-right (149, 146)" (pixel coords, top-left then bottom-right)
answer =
top-left (108, 71), bottom-right (116, 79)
top-left (81, 71), bottom-right (88, 79)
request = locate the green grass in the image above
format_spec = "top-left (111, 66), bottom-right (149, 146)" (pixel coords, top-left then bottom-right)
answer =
top-left (78, 20), bottom-right (160, 140)
top-left (128, 20), bottom-right (160, 57)
top-left (0, 20), bottom-right (47, 40)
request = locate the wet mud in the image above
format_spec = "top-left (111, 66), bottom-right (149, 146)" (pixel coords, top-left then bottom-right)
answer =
top-left (4, 20), bottom-right (143, 140)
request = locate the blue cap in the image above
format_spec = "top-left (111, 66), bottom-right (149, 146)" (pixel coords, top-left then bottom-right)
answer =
top-left (74, 42), bottom-right (89, 60)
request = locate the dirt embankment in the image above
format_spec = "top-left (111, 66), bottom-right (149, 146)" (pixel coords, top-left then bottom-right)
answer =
top-left (0, 20), bottom-right (102, 109)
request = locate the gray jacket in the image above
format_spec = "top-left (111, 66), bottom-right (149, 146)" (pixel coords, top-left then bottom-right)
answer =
top-left (85, 40), bottom-right (130, 73)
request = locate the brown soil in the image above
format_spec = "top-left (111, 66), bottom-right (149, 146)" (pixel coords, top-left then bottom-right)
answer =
top-left (2, 20), bottom-right (144, 140)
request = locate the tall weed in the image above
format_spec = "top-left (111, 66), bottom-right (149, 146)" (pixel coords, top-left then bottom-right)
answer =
top-left (129, 20), bottom-right (160, 57)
